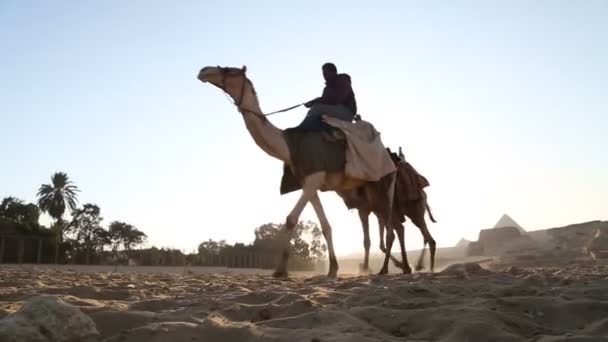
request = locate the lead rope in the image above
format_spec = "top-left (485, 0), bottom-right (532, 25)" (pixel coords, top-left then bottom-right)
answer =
top-left (263, 103), bottom-right (304, 116)
top-left (220, 84), bottom-right (304, 117)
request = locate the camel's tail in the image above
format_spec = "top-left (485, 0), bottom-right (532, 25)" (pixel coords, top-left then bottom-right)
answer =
top-left (426, 203), bottom-right (437, 223)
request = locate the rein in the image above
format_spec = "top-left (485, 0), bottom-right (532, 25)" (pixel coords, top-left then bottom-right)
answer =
top-left (219, 68), bottom-right (304, 118)
top-left (262, 103), bottom-right (304, 116)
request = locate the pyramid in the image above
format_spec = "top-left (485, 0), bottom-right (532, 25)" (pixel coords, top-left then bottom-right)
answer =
top-left (455, 238), bottom-right (471, 248)
top-left (494, 214), bottom-right (526, 234)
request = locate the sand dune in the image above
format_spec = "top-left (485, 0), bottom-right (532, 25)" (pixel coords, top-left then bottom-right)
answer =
top-left (1, 263), bottom-right (608, 341)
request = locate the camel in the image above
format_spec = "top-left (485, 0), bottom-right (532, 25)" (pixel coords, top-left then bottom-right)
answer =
top-left (197, 65), bottom-right (396, 278)
top-left (349, 187), bottom-right (437, 275)
top-left (375, 188), bottom-right (437, 274)
top-left (339, 175), bottom-right (412, 275)
top-left (341, 149), bottom-right (437, 275)
top-left (378, 149), bottom-right (437, 273)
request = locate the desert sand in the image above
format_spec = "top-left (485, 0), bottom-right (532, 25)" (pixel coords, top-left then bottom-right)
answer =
top-left (1, 263), bottom-right (608, 341)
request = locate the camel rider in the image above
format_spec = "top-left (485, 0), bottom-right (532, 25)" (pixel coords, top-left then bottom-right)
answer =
top-left (296, 62), bottom-right (358, 130)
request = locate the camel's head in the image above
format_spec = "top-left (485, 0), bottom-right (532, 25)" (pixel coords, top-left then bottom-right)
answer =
top-left (198, 65), bottom-right (250, 106)
top-left (197, 65), bottom-right (247, 92)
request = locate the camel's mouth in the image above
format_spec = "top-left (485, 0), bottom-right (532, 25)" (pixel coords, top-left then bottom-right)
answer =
top-left (197, 67), bottom-right (213, 83)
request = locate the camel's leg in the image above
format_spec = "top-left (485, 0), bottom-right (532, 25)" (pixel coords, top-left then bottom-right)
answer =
top-left (358, 209), bottom-right (371, 273)
top-left (382, 172), bottom-right (396, 253)
top-left (377, 215), bottom-right (386, 253)
top-left (310, 193), bottom-right (338, 278)
top-left (415, 243), bottom-right (428, 272)
top-left (378, 227), bottom-right (395, 275)
top-left (387, 220), bottom-right (407, 270)
top-left (379, 216), bottom-right (402, 269)
top-left (411, 212), bottom-right (436, 273)
top-left (273, 174), bottom-right (323, 278)
top-left (394, 221), bottom-right (412, 274)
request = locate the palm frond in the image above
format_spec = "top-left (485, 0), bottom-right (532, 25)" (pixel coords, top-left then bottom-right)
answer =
top-left (51, 172), bottom-right (69, 187)
top-left (37, 184), bottom-right (54, 197)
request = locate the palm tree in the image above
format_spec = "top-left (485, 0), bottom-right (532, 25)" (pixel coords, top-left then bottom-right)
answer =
top-left (37, 172), bottom-right (80, 263)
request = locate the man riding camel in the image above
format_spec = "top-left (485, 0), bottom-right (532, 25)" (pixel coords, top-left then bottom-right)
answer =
top-left (296, 63), bottom-right (358, 130)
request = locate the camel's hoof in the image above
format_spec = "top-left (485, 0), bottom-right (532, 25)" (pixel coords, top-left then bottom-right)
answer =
top-left (377, 268), bottom-right (389, 276)
top-left (403, 267), bottom-right (412, 275)
top-left (358, 263), bottom-right (372, 275)
top-left (359, 268), bottom-right (372, 275)
top-left (415, 263), bottom-right (424, 272)
top-left (272, 270), bottom-right (288, 279)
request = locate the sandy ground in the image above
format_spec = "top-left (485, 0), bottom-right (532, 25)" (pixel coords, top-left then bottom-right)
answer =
top-left (1, 263), bottom-right (608, 341)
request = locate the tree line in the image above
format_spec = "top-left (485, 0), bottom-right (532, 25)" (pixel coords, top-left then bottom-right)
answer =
top-left (194, 221), bottom-right (327, 270)
top-left (1, 172), bottom-right (147, 264)
top-left (1, 171), bottom-right (326, 269)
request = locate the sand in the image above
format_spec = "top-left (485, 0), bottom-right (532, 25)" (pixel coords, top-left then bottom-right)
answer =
top-left (1, 263), bottom-right (608, 341)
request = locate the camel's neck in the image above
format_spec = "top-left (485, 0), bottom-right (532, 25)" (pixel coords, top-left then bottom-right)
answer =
top-left (234, 81), bottom-right (290, 163)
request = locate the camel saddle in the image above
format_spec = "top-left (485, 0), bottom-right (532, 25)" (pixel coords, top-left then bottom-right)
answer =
top-left (394, 161), bottom-right (430, 202)
top-left (279, 117), bottom-right (397, 195)
top-left (280, 126), bottom-right (346, 194)
top-left (384, 146), bottom-right (430, 203)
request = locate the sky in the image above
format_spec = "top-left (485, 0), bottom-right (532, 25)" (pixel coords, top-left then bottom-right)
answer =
top-left (1, 1), bottom-right (607, 257)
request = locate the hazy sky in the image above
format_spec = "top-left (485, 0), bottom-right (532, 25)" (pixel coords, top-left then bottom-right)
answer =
top-left (1, 1), bottom-right (606, 256)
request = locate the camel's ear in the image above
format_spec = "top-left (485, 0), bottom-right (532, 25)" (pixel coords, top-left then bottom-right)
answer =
top-left (241, 65), bottom-right (247, 73)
